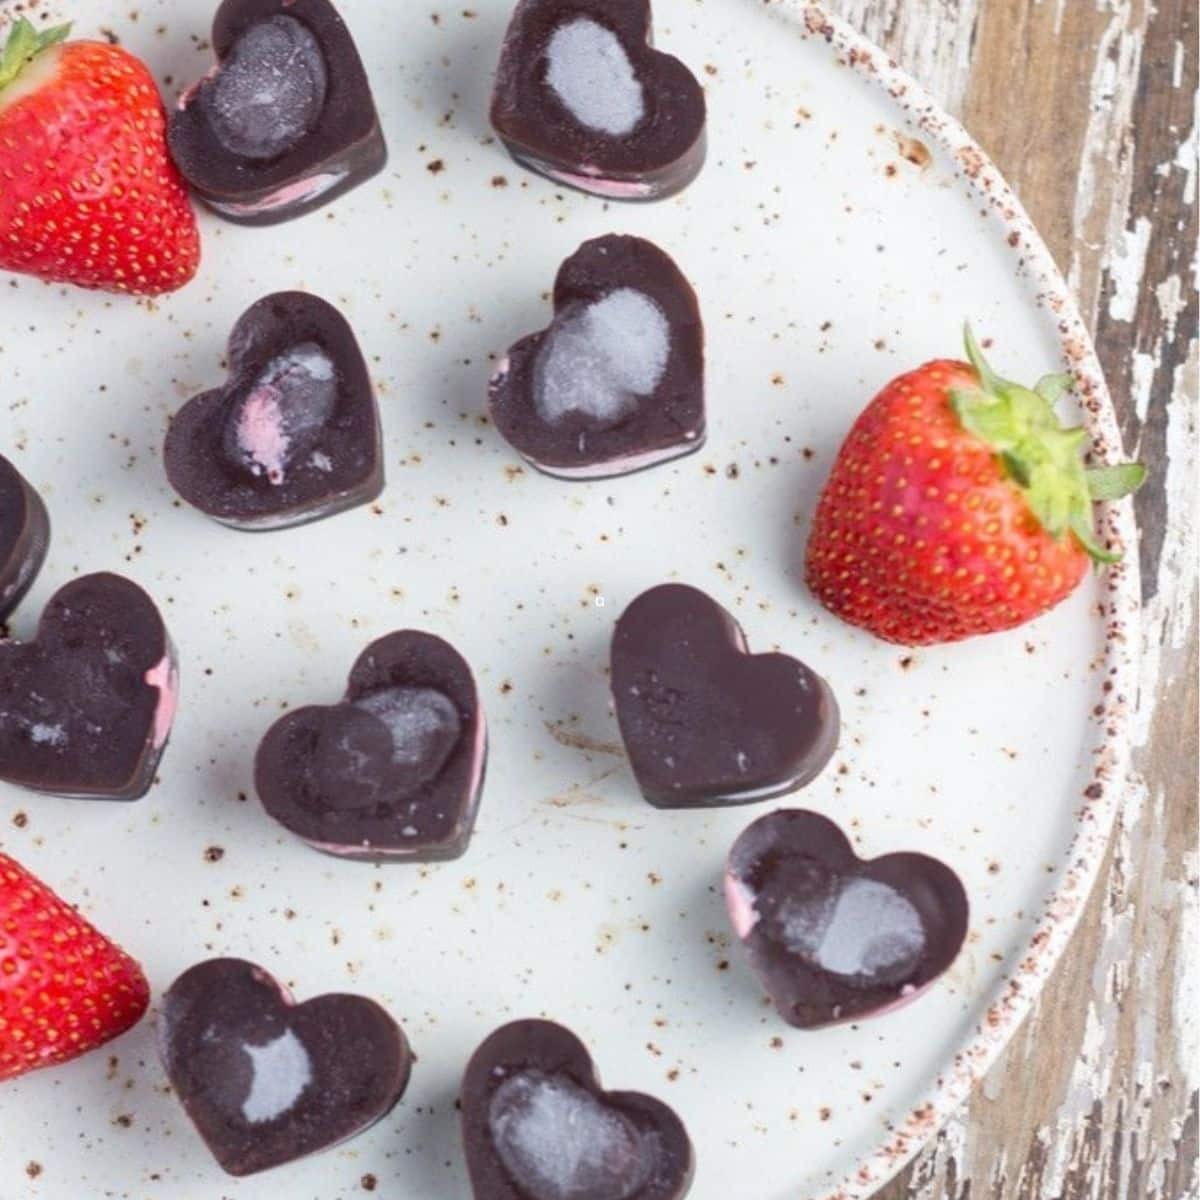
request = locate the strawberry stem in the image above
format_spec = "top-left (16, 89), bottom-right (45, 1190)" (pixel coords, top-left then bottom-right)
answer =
top-left (951, 323), bottom-right (1145, 564)
top-left (0, 18), bottom-right (71, 93)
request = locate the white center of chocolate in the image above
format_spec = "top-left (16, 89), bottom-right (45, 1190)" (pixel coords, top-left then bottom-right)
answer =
top-left (354, 686), bottom-right (461, 785)
top-left (781, 877), bottom-right (925, 979)
top-left (535, 289), bottom-right (669, 427)
top-left (545, 18), bottom-right (644, 136)
top-left (206, 14), bottom-right (328, 160)
top-left (240, 1029), bottom-right (312, 1124)
top-left (488, 1070), bottom-right (655, 1200)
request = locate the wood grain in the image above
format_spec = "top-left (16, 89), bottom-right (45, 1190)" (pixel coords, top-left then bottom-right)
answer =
top-left (835, 1), bottom-right (1199, 1197)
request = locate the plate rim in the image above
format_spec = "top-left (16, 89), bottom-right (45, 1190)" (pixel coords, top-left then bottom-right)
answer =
top-left (779, 4), bottom-right (1142, 1197)
top-left (0, 3), bottom-right (1142, 1195)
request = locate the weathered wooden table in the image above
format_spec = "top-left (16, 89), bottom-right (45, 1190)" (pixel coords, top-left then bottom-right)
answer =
top-left (832, 2), bottom-right (1198, 1197)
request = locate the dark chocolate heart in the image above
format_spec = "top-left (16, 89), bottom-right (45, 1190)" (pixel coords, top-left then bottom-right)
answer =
top-left (0, 573), bottom-right (178, 800)
top-left (489, 236), bottom-right (704, 480)
top-left (610, 584), bottom-right (838, 807)
top-left (164, 291), bottom-right (383, 530)
top-left (256, 630), bottom-right (487, 861)
top-left (0, 453), bottom-right (49, 623)
top-left (491, 0), bottom-right (706, 199)
top-left (159, 957), bottom-right (413, 1176)
top-left (725, 809), bottom-right (969, 1028)
top-left (168, 0), bottom-right (387, 224)
top-left (461, 1019), bottom-right (694, 1200)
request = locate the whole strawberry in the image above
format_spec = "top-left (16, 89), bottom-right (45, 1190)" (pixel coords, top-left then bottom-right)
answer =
top-left (0, 19), bottom-right (200, 295)
top-left (0, 851), bottom-right (149, 1081)
top-left (805, 328), bottom-right (1144, 645)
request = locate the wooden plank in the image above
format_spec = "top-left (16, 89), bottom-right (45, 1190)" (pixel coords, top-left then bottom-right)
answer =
top-left (834, 1), bottom-right (1199, 1197)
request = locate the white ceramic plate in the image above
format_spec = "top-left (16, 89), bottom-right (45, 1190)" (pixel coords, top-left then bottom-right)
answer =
top-left (0, 2), bottom-right (1139, 1198)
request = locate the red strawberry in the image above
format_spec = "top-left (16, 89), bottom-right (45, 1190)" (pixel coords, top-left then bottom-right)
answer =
top-left (805, 328), bottom-right (1145, 645)
top-left (0, 19), bottom-right (200, 295)
top-left (0, 851), bottom-right (149, 1081)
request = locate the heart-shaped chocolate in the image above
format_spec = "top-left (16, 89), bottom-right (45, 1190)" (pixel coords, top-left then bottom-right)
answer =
top-left (725, 809), bottom-right (969, 1028)
top-left (611, 584), bottom-right (838, 807)
top-left (164, 291), bottom-right (383, 530)
top-left (0, 573), bottom-right (178, 800)
top-left (491, 0), bottom-right (706, 199)
top-left (256, 630), bottom-right (487, 861)
top-left (462, 1019), bottom-right (694, 1200)
top-left (168, 0), bottom-right (387, 224)
top-left (0, 453), bottom-right (49, 623)
top-left (159, 957), bottom-right (412, 1176)
top-left (489, 236), bottom-right (705, 479)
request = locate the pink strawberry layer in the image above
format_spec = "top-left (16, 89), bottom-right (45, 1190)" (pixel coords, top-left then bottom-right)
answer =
top-left (144, 654), bottom-right (179, 750)
top-left (236, 386), bottom-right (288, 483)
top-left (508, 149), bottom-right (659, 199)
top-left (724, 873), bottom-right (760, 938)
top-left (541, 166), bottom-right (656, 199)
top-left (528, 432), bottom-right (702, 480)
top-left (309, 708), bottom-right (489, 858)
top-left (212, 170), bottom-right (347, 218)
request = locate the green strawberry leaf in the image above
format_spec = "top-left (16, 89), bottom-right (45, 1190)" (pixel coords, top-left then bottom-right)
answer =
top-left (1086, 463), bottom-right (1147, 501)
top-left (950, 386), bottom-right (1022, 450)
top-left (1034, 373), bottom-right (1073, 405)
top-left (957, 323), bottom-right (1146, 565)
top-left (0, 18), bottom-right (71, 93)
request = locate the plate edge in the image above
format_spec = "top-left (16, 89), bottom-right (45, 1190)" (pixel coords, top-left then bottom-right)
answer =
top-left (765, 5), bottom-right (1143, 1198)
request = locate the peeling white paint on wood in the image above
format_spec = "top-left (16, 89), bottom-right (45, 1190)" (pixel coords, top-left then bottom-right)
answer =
top-left (836, 0), bottom-right (981, 113)
top-left (1109, 216), bottom-right (1153, 321)
top-left (840, 1), bottom-right (1198, 1197)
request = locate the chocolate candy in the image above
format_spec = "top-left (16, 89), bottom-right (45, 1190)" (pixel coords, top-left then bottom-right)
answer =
top-left (256, 630), bottom-right (486, 861)
top-left (725, 809), bottom-right (969, 1028)
top-left (0, 573), bottom-right (178, 800)
top-left (159, 958), bottom-right (412, 1176)
top-left (164, 291), bottom-right (383, 530)
top-left (491, 0), bottom-right (706, 200)
top-left (168, 0), bottom-right (386, 224)
top-left (611, 584), bottom-right (838, 807)
top-left (489, 236), bottom-right (704, 479)
top-left (0, 453), bottom-right (49, 623)
top-left (461, 1019), bottom-right (694, 1200)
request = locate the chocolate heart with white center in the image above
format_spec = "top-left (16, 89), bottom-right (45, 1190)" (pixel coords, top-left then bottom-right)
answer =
top-left (168, 0), bottom-right (387, 224)
top-left (489, 236), bottom-right (704, 480)
top-left (159, 958), bottom-right (412, 1176)
top-left (725, 809), bottom-right (969, 1028)
top-left (164, 292), bottom-right (383, 531)
top-left (492, 0), bottom-right (706, 199)
top-left (0, 453), bottom-right (49, 623)
top-left (462, 1019), bottom-right (694, 1200)
top-left (0, 573), bottom-right (178, 800)
top-left (256, 630), bottom-right (487, 861)
top-left (610, 583), bottom-right (838, 807)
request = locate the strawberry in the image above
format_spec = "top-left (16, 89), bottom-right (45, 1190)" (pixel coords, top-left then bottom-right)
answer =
top-left (805, 328), bottom-right (1145, 645)
top-left (0, 851), bottom-right (149, 1081)
top-left (0, 18), bottom-right (200, 295)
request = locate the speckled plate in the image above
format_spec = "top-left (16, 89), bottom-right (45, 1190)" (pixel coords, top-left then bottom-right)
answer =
top-left (0, 2), bottom-right (1139, 1198)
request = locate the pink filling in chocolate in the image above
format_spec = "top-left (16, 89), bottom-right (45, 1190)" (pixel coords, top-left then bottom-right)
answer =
top-left (538, 164), bottom-right (656, 199)
top-left (724, 872), bottom-right (760, 939)
top-left (213, 170), bottom-right (347, 216)
top-left (529, 431), bottom-right (700, 480)
top-left (144, 654), bottom-right (179, 750)
top-left (236, 387), bottom-right (290, 484)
